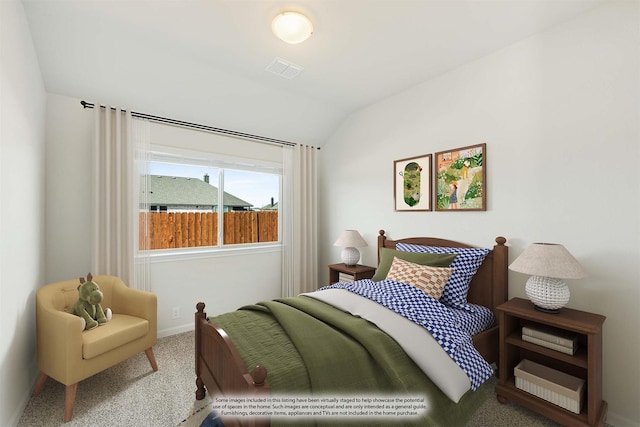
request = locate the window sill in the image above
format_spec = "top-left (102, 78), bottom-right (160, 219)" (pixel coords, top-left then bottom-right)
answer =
top-left (144, 242), bottom-right (282, 263)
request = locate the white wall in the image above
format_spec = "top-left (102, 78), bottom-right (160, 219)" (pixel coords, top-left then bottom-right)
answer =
top-left (0, 1), bottom-right (47, 426)
top-left (44, 93), bottom-right (283, 337)
top-left (319, 1), bottom-right (639, 426)
top-left (45, 95), bottom-right (94, 280)
top-left (151, 250), bottom-right (281, 336)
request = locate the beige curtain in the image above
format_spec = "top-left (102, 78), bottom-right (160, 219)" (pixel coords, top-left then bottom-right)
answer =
top-left (282, 144), bottom-right (318, 297)
top-left (92, 104), bottom-right (150, 290)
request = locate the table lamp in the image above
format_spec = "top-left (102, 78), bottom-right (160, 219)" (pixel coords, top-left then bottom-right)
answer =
top-left (509, 243), bottom-right (587, 313)
top-left (334, 230), bottom-right (368, 267)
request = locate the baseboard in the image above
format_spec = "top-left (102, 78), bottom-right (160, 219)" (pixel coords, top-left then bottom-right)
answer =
top-left (158, 323), bottom-right (194, 338)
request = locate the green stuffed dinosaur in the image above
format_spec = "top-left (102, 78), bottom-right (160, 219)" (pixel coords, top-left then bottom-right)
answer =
top-left (73, 273), bottom-right (112, 331)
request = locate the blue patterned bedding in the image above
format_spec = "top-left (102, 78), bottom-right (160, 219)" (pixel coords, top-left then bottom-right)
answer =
top-left (450, 303), bottom-right (496, 336)
top-left (320, 279), bottom-right (495, 390)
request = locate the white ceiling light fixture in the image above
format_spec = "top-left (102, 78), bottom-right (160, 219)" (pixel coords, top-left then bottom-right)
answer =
top-left (271, 11), bottom-right (313, 44)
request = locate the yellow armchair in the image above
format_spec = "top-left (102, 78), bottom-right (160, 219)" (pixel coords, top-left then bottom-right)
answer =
top-left (34, 275), bottom-right (158, 422)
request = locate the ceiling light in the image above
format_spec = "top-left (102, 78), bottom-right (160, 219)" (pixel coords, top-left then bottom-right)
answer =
top-left (271, 12), bottom-right (313, 44)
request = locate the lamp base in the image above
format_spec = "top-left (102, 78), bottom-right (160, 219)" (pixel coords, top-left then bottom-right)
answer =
top-left (341, 247), bottom-right (361, 267)
top-left (533, 305), bottom-right (561, 314)
top-left (525, 276), bottom-right (569, 313)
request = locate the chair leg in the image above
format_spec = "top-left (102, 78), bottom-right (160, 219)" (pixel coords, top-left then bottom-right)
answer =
top-left (64, 383), bottom-right (78, 422)
top-left (33, 372), bottom-right (48, 396)
top-left (145, 347), bottom-right (158, 371)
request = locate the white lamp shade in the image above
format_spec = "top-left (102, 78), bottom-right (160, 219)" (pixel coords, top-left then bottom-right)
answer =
top-left (509, 243), bottom-right (587, 279)
top-left (272, 12), bottom-right (313, 44)
top-left (334, 230), bottom-right (368, 248)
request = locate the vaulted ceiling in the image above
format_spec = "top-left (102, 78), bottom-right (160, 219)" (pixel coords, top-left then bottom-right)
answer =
top-left (22, 0), bottom-right (603, 145)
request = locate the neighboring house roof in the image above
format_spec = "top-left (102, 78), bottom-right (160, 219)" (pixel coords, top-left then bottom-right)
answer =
top-left (260, 201), bottom-right (278, 211)
top-left (144, 175), bottom-right (252, 208)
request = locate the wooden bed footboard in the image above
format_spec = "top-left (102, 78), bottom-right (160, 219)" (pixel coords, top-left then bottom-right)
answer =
top-left (195, 302), bottom-right (270, 427)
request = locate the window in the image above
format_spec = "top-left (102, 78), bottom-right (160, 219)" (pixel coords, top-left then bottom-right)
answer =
top-left (141, 148), bottom-right (281, 251)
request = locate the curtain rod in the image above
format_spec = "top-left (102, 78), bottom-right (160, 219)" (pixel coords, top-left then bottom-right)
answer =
top-left (81, 100), bottom-right (300, 148)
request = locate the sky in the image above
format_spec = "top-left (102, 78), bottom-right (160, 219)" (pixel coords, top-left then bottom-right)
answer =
top-left (148, 162), bottom-right (279, 208)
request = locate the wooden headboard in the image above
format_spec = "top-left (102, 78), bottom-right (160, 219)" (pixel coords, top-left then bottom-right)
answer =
top-left (377, 229), bottom-right (508, 313)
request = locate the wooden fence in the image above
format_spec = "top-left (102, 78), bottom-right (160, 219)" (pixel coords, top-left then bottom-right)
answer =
top-left (140, 211), bottom-right (278, 250)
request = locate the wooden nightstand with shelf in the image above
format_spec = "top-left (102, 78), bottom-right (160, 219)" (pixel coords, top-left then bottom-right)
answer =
top-left (328, 263), bottom-right (376, 285)
top-left (496, 297), bottom-right (607, 426)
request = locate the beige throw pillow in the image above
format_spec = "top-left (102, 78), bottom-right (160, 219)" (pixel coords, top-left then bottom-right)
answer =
top-left (386, 256), bottom-right (453, 300)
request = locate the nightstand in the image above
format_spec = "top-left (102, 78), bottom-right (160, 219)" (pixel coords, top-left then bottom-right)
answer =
top-left (496, 297), bottom-right (607, 426)
top-left (328, 263), bottom-right (376, 285)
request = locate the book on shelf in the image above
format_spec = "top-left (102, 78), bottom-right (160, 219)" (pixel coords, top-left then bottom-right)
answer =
top-left (522, 335), bottom-right (576, 355)
top-left (338, 272), bottom-right (354, 282)
top-left (522, 325), bottom-right (578, 355)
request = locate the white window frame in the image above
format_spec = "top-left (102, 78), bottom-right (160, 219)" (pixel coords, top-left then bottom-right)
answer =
top-left (144, 145), bottom-right (283, 261)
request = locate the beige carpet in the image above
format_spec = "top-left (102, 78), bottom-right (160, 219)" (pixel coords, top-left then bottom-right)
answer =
top-left (17, 331), bottom-right (605, 427)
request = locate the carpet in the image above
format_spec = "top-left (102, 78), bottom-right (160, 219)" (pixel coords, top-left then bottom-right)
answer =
top-left (18, 331), bottom-right (607, 427)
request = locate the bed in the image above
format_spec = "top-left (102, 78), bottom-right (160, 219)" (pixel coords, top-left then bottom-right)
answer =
top-left (194, 230), bottom-right (508, 427)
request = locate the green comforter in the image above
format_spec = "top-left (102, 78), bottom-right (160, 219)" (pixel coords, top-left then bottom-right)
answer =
top-left (209, 295), bottom-right (487, 426)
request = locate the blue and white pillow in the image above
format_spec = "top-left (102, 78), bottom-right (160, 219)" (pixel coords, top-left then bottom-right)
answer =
top-left (396, 243), bottom-right (491, 311)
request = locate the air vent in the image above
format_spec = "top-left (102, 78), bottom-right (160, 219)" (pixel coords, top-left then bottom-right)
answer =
top-left (266, 57), bottom-right (303, 79)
